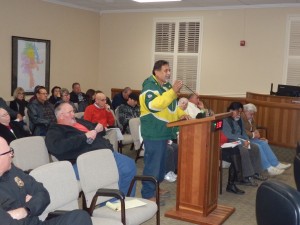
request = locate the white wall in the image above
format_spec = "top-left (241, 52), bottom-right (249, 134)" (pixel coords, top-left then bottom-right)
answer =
top-left (0, 0), bottom-right (100, 99)
top-left (1, 1), bottom-right (300, 99)
top-left (98, 7), bottom-right (300, 97)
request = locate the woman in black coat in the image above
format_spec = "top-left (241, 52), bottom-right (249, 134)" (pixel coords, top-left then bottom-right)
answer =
top-left (10, 87), bottom-right (28, 117)
top-left (0, 108), bottom-right (30, 144)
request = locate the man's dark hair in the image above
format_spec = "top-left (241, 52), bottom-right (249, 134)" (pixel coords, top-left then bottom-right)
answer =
top-left (51, 86), bottom-right (61, 95)
top-left (227, 102), bottom-right (243, 112)
top-left (72, 82), bottom-right (80, 89)
top-left (36, 86), bottom-right (46, 94)
top-left (152, 60), bottom-right (169, 75)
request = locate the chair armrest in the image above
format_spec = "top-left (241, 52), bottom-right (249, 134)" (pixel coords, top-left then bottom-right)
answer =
top-left (45, 210), bottom-right (70, 220)
top-left (89, 188), bottom-right (126, 224)
top-left (256, 126), bottom-right (268, 139)
top-left (96, 188), bottom-right (125, 200)
top-left (127, 175), bottom-right (159, 206)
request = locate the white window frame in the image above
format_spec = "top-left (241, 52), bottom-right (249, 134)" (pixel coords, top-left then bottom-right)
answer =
top-left (283, 15), bottom-right (300, 86)
top-left (152, 17), bottom-right (203, 93)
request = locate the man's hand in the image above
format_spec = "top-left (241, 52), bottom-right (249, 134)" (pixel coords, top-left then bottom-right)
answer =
top-left (105, 104), bottom-right (111, 112)
top-left (94, 123), bottom-right (104, 133)
top-left (180, 115), bottom-right (192, 120)
top-left (198, 101), bottom-right (205, 109)
top-left (25, 194), bottom-right (32, 202)
top-left (172, 80), bottom-right (183, 94)
top-left (7, 208), bottom-right (28, 220)
top-left (17, 114), bottom-right (23, 121)
top-left (243, 140), bottom-right (250, 149)
top-left (85, 130), bottom-right (97, 140)
top-left (254, 130), bottom-right (260, 139)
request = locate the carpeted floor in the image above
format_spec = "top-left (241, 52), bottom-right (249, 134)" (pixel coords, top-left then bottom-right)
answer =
top-left (122, 145), bottom-right (296, 225)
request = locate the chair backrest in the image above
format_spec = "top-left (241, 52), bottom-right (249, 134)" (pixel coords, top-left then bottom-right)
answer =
top-left (77, 149), bottom-right (119, 207)
top-left (294, 154), bottom-right (300, 191)
top-left (23, 107), bottom-right (31, 132)
top-left (128, 117), bottom-right (141, 150)
top-left (30, 161), bottom-right (80, 220)
top-left (114, 106), bottom-right (123, 129)
top-left (10, 136), bottom-right (50, 171)
top-left (256, 180), bottom-right (300, 225)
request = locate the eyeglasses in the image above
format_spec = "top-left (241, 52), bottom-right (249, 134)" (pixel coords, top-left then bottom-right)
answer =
top-left (0, 113), bottom-right (9, 118)
top-left (0, 147), bottom-right (14, 156)
top-left (38, 92), bottom-right (48, 95)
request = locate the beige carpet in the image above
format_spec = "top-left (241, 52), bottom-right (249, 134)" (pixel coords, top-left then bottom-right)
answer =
top-left (122, 145), bottom-right (296, 225)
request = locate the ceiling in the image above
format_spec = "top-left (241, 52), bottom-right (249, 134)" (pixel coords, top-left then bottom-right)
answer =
top-left (43, 0), bottom-right (300, 13)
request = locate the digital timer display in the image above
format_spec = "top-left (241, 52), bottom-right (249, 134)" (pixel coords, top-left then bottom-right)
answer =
top-left (212, 119), bottom-right (223, 131)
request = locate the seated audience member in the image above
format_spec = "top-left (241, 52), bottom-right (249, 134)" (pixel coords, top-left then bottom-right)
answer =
top-left (242, 103), bottom-right (291, 175)
top-left (178, 97), bottom-right (189, 111)
top-left (112, 87), bottom-right (132, 110)
top-left (45, 102), bottom-right (136, 196)
top-left (0, 97), bottom-right (22, 121)
top-left (78, 89), bottom-right (96, 112)
top-left (84, 92), bottom-right (115, 127)
top-left (69, 82), bottom-right (86, 104)
top-left (185, 94), bottom-right (204, 118)
top-left (48, 86), bottom-right (61, 105)
top-left (84, 92), bottom-right (118, 149)
top-left (0, 108), bottom-right (30, 144)
top-left (10, 87), bottom-right (28, 117)
top-left (118, 93), bottom-right (140, 134)
top-left (56, 88), bottom-right (78, 113)
top-left (222, 102), bottom-right (267, 186)
top-left (27, 86), bottom-right (56, 136)
top-left (0, 137), bottom-right (93, 225)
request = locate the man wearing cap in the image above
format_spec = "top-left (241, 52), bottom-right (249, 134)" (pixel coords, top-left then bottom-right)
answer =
top-left (117, 93), bottom-right (140, 134)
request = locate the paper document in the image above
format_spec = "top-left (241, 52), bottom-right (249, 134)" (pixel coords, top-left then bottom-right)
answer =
top-left (221, 141), bottom-right (241, 148)
top-left (106, 199), bottom-right (147, 211)
top-left (106, 128), bottom-right (124, 141)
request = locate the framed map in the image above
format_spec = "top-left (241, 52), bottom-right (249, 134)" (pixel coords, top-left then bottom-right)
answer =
top-left (12, 36), bottom-right (50, 95)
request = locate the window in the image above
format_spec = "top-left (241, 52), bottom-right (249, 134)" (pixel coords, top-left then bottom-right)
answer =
top-left (153, 18), bottom-right (203, 92)
top-left (284, 16), bottom-right (300, 86)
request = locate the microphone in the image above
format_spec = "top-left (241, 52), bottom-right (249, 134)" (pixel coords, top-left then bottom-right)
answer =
top-left (182, 83), bottom-right (212, 115)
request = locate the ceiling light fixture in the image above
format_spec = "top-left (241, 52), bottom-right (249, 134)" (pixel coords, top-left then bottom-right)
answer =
top-left (133, 0), bottom-right (182, 3)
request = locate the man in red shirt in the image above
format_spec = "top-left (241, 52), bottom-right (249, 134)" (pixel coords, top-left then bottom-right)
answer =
top-left (84, 92), bottom-right (117, 149)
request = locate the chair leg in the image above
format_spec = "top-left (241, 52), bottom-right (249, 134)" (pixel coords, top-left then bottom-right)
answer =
top-left (118, 141), bottom-right (123, 154)
top-left (219, 149), bottom-right (223, 195)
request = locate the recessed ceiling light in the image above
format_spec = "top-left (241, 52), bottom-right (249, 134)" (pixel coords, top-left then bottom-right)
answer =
top-left (133, 0), bottom-right (182, 3)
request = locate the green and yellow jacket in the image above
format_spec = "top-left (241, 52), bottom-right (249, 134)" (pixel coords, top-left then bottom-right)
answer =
top-left (139, 75), bottom-right (185, 140)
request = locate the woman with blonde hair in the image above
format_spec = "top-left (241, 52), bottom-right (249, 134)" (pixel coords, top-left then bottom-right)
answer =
top-left (10, 87), bottom-right (28, 117)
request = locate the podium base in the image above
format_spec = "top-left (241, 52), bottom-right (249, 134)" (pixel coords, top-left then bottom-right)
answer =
top-left (165, 204), bottom-right (235, 225)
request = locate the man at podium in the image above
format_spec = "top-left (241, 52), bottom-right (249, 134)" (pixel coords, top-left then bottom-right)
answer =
top-left (139, 60), bottom-right (189, 204)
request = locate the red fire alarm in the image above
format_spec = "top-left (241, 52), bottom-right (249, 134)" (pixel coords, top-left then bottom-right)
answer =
top-left (240, 40), bottom-right (246, 46)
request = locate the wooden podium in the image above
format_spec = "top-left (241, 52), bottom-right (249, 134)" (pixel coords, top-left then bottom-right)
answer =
top-left (165, 112), bottom-right (235, 225)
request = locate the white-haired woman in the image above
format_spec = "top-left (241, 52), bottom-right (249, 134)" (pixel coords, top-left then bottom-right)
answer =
top-left (242, 103), bottom-right (291, 176)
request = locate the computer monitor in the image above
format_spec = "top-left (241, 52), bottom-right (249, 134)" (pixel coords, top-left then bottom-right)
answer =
top-left (276, 84), bottom-right (300, 97)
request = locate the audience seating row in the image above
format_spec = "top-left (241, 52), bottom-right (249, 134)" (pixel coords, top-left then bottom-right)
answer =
top-left (9, 136), bottom-right (159, 225)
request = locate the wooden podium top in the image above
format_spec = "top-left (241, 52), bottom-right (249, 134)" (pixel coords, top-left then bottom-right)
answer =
top-left (167, 112), bottom-right (232, 128)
